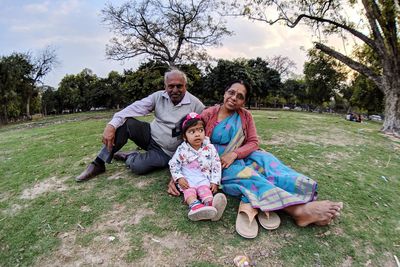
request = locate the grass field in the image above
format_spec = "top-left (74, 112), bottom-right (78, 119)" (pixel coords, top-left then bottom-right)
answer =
top-left (1, 110), bottom-right (399, 266)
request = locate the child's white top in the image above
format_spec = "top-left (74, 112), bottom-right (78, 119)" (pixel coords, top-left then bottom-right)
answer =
top-left (169, 136), bottom-right (221, 187)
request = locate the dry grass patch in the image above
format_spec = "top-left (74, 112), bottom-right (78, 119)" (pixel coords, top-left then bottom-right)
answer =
top-left (34, 203), bottom-right (156, 267)
top-left (266, 127), bottom-right (368, 147)
top-left (2, 203), bottom-right (29, 216)
top-left (106, 171), bottom-right (127, 180)
top-left (20, 176), bottom-right (70, 200)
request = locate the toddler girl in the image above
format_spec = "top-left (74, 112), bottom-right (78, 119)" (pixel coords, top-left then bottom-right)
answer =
top-left (169, 112), bottom-right (226, 221)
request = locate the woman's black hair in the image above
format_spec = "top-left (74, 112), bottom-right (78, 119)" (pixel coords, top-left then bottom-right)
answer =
top-left (224, 80), bottom-right (252, 101)
top-left (178, 114), bottom-right (204, 137)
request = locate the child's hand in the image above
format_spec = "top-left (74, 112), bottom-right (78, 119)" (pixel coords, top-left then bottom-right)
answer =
top-left (178, 178), bottom-right (189, 189)
top-left (210, 183), bottom-right (219, 193)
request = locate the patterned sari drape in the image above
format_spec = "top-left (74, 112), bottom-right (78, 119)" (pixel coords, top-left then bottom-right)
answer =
top-left (211, 112), bottom-right (317, 211)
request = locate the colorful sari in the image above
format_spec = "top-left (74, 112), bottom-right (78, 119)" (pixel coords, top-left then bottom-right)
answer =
top-left (211, 112), bottom-right (317, 211)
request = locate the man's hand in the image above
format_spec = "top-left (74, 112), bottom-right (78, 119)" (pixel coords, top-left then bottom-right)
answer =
top-left (210, 183), bottom-right (218, 193)
top-left (220, 152), bottom-right (238, 169)
top-left (102, 124), bottom-right (116, 152)
top-left (167, 178), bottom-right (180, 196)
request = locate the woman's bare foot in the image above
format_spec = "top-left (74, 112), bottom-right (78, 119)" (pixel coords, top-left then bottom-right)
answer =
top-left (285, 201), bottom-right (343, 227)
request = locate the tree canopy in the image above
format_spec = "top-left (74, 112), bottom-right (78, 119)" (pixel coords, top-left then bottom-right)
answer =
top-left (235, 0), bottom-right (400, 136)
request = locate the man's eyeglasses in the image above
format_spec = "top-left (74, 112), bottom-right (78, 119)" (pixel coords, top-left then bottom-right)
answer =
top-left (226, 89), bottom-right (245, 101)
top-left (167, 84), bottom-right (184, 89)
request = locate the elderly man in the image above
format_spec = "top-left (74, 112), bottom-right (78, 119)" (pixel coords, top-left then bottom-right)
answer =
top-left (76, 69), bottom-right (205, 181)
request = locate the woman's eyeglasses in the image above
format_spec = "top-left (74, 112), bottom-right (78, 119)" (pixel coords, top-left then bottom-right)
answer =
top-left (226, 89), bottom-right (245, 101)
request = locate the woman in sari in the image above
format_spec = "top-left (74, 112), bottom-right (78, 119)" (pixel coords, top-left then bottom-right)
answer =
top-left (168, 80), bottom-right (343, 238)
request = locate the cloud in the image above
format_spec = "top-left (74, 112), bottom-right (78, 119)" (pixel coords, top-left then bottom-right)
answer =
top-left (207, 17), bottom-right (315, 75)
top-left (57, 0), bottom-right (82, 15)
top-left (23, 1), bottom-right (50, 13)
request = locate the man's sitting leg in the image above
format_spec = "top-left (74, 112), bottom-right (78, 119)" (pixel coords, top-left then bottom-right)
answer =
top-left (75, 118), bottom-right (151, 182)
top-left (126, 141), bottom-right (170, 175)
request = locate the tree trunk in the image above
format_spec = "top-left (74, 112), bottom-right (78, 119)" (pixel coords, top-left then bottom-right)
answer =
top-left (26, 96), bottom-right (31, 118)
top-left (381, 74), bottom-right (400, 137)
top-left (1, 104), bottom-right (8, 124)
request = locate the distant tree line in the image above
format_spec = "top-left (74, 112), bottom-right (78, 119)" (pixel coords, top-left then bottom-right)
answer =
top-left (0, 52), bottom-right (383, 125)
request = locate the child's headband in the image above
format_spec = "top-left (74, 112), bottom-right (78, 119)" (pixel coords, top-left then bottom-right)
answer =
top-left (182, 112), bottom-right (202, 130)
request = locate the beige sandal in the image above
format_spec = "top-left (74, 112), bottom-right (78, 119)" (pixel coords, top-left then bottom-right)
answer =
top-left (257, 211), bottom-right (281, 230)
top-left (211, 193), bottom-right (227, 221)
top-left (235, 201), bottom-right (258, 239)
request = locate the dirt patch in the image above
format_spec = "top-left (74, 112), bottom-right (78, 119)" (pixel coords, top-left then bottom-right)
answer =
top-left (107, 171), bottom-right (126, 180)
top-left (341, 256), bottom-right (353, 267)
top-left (134, 179), bottom-right (154, 189)
top-left (2, 203), bottom-right (28, 216)
top-left (34, 199), bottom-right (282, 266)
top-left (322, 152), bottom-right (351, 166)
top-left (381, 133), bottom-right (400, 143)
top-left (139, 232), bottom-right (192, 266)
top-left (0, 192), bottom-right (11, 203)
top-left (381, 252), bottom-right (398, 267)
top-left (34, 203), bottom-right (155, 267)
top-left (136, 230), bottom-right (282, 266)
top-left (79, 205), bottom-right (91, 212)
top-left (20, 176), bottom-right (70, 200)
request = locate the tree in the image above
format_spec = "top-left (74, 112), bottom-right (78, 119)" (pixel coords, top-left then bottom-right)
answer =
top-left (266, 55), bottom-right (296, 80)
top-left (203, 58), bottom-right (281, 106)
top-left (247, 57), bottom-right (281, 107)
top-left (40, 86), bottom-right (59, 115)
top-left (57, 74), bottom-right (81, 113)
top-left (349, 74), bottom-right (384, 114)
top-left (281, 79), bottom-right (306, 107)
top-left (0, 48), bottom-right (57, 122)
top-left (93, 71), bottom-right (126, 109)
top-left (303, 49), bottom-right (346, 109)
top-left (123, 60), bottom-right (169, 102)
top-left (204, 59), bottom-right (253, 105)
top-left (0, 53), bottom-right (32, 123)
top-left (23, 47), bottom-right (58, 118)
top-left (235, 0), bottom-right (400, 136)
top-left (102, 0), bottom-right (232, 66)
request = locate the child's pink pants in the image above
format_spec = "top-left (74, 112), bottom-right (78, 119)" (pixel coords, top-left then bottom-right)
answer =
top-left (183, 185), bottom-right (213, 203)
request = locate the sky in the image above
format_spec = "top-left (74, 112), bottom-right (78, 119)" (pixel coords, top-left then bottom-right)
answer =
top-left (0, 0), bottom-right (347, 88)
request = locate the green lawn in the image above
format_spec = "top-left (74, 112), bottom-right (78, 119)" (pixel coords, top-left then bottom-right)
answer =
top-left (1, 110), bottom-right (399, 266)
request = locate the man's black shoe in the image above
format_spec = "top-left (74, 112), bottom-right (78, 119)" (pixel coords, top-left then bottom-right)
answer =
top-left (75, 163), bottom-right (105, 182)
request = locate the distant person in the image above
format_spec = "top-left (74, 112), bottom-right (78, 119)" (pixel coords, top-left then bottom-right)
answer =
top-left (346, 113), bottom-right (362, 123)
top-left (76, 69), bottom-right (204, 182)
top-left (169, 112), bottom-right (227, 221)
top-left (355, 114), bottom-right (362, 122)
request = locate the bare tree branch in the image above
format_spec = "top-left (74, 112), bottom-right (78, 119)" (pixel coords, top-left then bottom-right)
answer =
top-left (315, 42), bottom-right (383, 89)
top-left (102, 0), bottom-right (231, 65)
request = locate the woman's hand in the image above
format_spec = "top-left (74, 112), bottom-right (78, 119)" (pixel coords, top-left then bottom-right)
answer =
top-left (178, 178), bottom-right (189, 189)
top-left (102, 124), bottom-right (116, 152)
top-left (210, 183), bottom-right (219, 193)
top-left (167, 178), bottom-right (180, 196)
top-left (220, 152), bottom-right (238, 169)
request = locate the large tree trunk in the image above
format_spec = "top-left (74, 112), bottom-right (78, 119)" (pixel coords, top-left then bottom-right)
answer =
top-left (382, 90), bottom-right (400, 136)
top-left (381, 73), bottom-right (400, 137)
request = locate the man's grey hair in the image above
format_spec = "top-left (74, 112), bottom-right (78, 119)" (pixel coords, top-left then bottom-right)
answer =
top-left (164, 68), bottom-right (187, 85)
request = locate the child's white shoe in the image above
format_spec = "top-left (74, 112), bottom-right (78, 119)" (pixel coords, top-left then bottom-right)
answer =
top-left (188, 204), bottom-right (217, 221)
